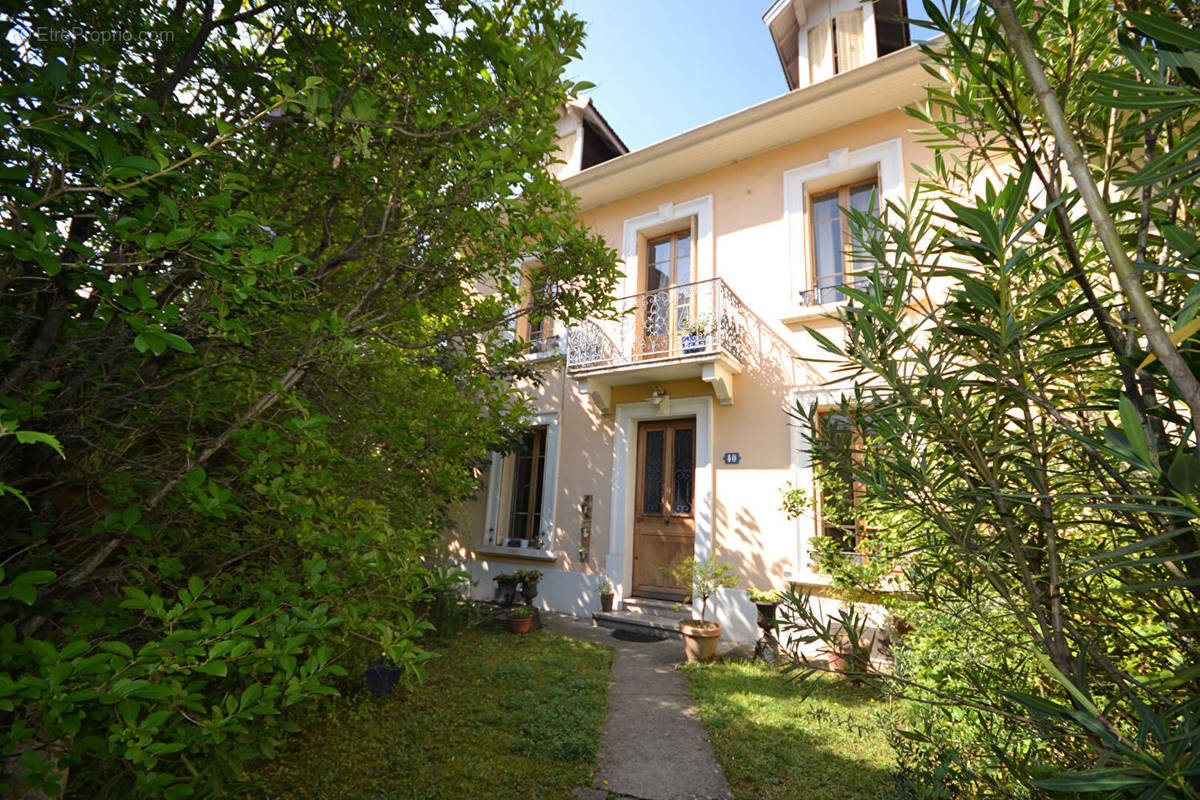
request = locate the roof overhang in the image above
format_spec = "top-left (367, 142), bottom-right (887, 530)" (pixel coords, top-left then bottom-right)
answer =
top-left (565, 95), bottom-right (628, 156)
top-left (763, 0), bottom-right (807, 90)
top-left (563, 43), bottom-right (930, 212)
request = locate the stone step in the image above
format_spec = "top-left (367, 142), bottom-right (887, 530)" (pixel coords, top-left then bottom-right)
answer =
top-left (621, 597), bottom-right (691, 620)
top-left (592, 610), bottom-right (683, 639)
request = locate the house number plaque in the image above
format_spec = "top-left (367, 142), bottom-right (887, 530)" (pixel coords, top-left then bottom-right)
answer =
top-left (722, 452), bottom-right (741, 465)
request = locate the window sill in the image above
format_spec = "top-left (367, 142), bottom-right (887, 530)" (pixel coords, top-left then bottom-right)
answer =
top-left (476, 545), bottom-right (558, 562)
top-left (522, 348), bottom-right (564, 364)
top-left (780, 302), bottom-right (847, 326)
top-left (787, 571), bottom-right (837, 589)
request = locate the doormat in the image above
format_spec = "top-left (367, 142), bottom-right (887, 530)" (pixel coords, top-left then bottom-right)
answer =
top-left (611, 628), bottom-right (669, 643)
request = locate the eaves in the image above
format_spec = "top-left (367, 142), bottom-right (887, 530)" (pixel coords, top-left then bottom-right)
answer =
top-left (562, 43), bottom-right (934, 212)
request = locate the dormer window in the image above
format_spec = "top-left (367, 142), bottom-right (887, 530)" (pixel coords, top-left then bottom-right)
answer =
top-left (765, 0), bottom-right (912, 90)
top-left (875, 0), bottom-right (911, 57)
top-left (807, 10), bottom-right (865, 83)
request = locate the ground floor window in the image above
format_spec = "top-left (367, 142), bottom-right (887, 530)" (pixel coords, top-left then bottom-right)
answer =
top-left (502, 426), bottom-right (547, 547)
top-left (813, 410), bottom-right (864, 565)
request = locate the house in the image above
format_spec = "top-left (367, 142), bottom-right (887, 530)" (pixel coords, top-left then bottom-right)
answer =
top-left (444, 0), bottom-right (930, 644)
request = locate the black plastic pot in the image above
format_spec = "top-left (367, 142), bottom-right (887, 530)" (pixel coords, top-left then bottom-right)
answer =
top-left (600, 592), bottom-right (614, 612)
top-left (755, 601), bottom-right (779, 628)
top-left (753, 602), bottom-right (780, 663)
top-left (365, 663), bottom-right (402, 698)
top-left (494, 577), bottom-right (518, 606)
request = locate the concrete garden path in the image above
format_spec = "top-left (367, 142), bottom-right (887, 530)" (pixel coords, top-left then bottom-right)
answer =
top-left (541, 612), bottom-right (734, 800)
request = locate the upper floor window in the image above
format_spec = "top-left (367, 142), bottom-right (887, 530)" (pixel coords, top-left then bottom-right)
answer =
top-left (645, 230), bottom-right (692, 291)
top-left (517, 267), bottom-right (558, 355)
top-left (804, 178), bottom-right (878, 305)
top-left (639, 230), bottom-right (695, 357)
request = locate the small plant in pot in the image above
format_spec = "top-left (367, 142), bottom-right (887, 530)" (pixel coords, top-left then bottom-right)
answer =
top-left (747, 588), bottom-right (782, 661)
top-left (597, 575), bottom-right (614, 612)
top-left (516, 569), bottom-right (542, 606)
top-left (777, 585), bottom-right (876, 681)
top-left (822, 633), bottom-right (873, 678)
top-left (680, 315), bottom-right (716, 354)
top-left (507, 605), bottom-right (534, 634)
top-left (668, 556), bottom-right (738, 662)
top-left (493, 572), bottom-right (519, 606)
top-left (747, 588), bottom-right (782, 625)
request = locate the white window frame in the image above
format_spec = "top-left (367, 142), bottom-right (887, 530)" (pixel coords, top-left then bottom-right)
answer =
top-left (483, 409), bottom-right (560, 555)
top-left (783, 139), bottom-right (905, 315)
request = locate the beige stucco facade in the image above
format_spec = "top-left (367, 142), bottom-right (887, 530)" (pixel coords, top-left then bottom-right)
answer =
top-left (442, 5), bottom-right (934, 643)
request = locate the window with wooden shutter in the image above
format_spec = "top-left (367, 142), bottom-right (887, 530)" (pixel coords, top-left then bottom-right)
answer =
top-left (808, 10), bottom-right (866, 83)
top-left (835, 10), bottom-right (864, 73)
top-left (875, 0), bottom-right (911, 56)
top-left (807, 18), bottom-right (833, 83)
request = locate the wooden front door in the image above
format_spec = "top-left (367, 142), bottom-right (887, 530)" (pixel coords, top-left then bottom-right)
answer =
top-left (632, 418), bottom-right (696, 600)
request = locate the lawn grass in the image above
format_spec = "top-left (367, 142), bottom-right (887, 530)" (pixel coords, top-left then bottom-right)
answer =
top-left (245, 625), bottom-right (613, 800)
top-left (683, 659), bottom-right (897, 800)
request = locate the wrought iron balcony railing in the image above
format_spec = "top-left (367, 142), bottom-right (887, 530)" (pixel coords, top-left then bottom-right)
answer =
top-left (797, 271), bottom-right (896, 307)
top-left (565, 277), bottom-right (749, 371)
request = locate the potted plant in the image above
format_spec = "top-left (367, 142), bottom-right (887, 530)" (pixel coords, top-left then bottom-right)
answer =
top-left (680, 315), bottom-right (715, 354)
top-left (747, 588), bottom-right (782, 626)
top-left (747, 588), bottom-right (782, 661)
top-left (507, 605), bottom-right (534, 634)
top-left (598, 575), bottom-right (614, 612)
top-left (516, 569), bottom-right (542, 606)
top-left (822, 634), bottom-right (872, 677)
top-left (670, 556), bottom-right (738, 662)
top-left (493, 572), bottom-right (519, 606)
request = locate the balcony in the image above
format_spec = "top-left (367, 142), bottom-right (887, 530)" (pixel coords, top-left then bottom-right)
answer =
top-left (565, 278), bottom-right (750, 411)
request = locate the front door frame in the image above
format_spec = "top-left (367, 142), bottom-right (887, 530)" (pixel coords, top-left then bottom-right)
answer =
top-left (606, 395), bottom-right (714, 605)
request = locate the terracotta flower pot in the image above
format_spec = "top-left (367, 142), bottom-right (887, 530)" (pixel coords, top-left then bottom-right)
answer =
top-left (823, 637), bottom-right (868, 677)
top-left (679, 620), bottom-right (722, 662)
top-left (508, 614), bottom-right (532, 634)
top-left (825, 645), bottom-right (850, 675)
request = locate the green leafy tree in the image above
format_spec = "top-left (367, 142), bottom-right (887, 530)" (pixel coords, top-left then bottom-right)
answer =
top-left (781, 1), bottom-right (1200, 797)
top-left (0, 1), bottom-right (617, 796)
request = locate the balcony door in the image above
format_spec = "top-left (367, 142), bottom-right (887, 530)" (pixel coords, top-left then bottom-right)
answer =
top-left (632, 418), bottom-right (696, 600)
top-left (637, 230), bottom-right (692, 359)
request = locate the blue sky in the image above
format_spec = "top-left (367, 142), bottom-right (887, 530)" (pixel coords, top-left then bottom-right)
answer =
top-left (561, 0), bottom-right (788, 152)
top-left (560, 0), bottom-right (938, 153)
